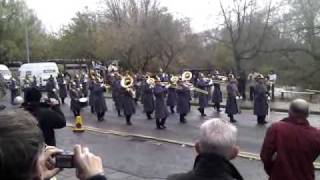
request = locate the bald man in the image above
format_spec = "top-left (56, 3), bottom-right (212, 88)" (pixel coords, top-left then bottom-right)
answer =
top-left (260, 99), bottom-right (320, 180)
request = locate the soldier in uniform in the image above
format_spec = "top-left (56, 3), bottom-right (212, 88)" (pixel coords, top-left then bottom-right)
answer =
top-left (69, 82), bottom-right (81, 117)
top-left (46, 75), bottom-right (58, 100)
top-left (122, 87), bottom-right (136, 125)
top-left (212, 81), bottom-right (223, 113)
top-left (254, 75), bottom-right (268, 125)
top-left (80, 74), bottom-right (89, 97)
top-left (176, 80), bottom-right (191, 124)
top-left (57, 73), bottom-right (67, 104)
top-left (225, 74), bottom-right (239, 123)
top-left (154, 79), bottom-right (169, 129)
top-left (93, 79), bottom-right (108, 121)
top-left (196, 74), bottom-right (210, 117)
top-left (9, 77), bottom-right (19, 105)
top-left (167, 81), bottom-right (177, 114)
top-left (142, 80), bottom-right (154, 120)
top-left (88, 77), bottom-right (96, 114)
top-left (111, 74), bottom-right (123, 117)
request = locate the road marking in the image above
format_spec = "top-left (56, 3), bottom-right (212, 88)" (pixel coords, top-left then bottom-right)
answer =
top-left (66, 123), bottom-right (320, 169)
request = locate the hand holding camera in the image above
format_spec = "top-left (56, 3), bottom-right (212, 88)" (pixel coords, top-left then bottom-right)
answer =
top-left (40, 145), bottom-right (104, 180)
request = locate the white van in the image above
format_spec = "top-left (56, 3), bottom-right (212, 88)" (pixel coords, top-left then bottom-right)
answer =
top-left (0, 64), bottom-right (12, 83)
top-left (19, 62), bottom-right (59, 87)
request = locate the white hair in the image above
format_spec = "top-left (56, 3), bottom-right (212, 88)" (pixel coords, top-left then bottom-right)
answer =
top-left (199, 118), bottom-right (238, 157)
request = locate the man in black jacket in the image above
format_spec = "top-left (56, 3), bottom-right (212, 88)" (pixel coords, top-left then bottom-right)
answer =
top-left (167, 118), bottom-right (243, 180)
top-left (23, 87), bottom-right (66, 146)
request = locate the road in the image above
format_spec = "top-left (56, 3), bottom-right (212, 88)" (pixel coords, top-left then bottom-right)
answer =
top-left (1, 95), bottom-right (320, 179)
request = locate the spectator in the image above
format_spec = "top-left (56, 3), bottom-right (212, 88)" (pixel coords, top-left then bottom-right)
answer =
top-left (22, 87), bottom-right (66, 146)
top-left (260, 99), bottom-right (320, 180)
top-left (167, 118), bottom-right (243, 180)
top-left (0, 110), bottom-right (106, 180)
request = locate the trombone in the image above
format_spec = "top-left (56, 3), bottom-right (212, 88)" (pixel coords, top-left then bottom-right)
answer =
top-left (181, 71), bottom-right (209, 95)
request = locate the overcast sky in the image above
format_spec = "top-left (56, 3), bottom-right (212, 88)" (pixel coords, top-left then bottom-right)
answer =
top-left (25, 0), bottom-right (222, 32)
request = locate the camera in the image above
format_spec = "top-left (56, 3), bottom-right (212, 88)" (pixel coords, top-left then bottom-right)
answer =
top-left (55, 152), bottom-right (74, 168)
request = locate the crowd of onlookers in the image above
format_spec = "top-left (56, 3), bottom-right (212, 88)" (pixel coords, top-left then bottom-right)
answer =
top-left (0, 97), bottom-right (319, 180)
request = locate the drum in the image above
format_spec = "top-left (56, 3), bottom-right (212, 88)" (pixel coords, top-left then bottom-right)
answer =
top-left (79, 97), bottom-right (88, 108)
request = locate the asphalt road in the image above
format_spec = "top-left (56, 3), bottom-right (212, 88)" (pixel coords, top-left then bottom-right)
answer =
top-left (1, 94), bottom-right (320, 179)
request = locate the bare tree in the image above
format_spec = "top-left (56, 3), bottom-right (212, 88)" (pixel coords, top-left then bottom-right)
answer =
top-left (216, 0), bottom-right (273, 73)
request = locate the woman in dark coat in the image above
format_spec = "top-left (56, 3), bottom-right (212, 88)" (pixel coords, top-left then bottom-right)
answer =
top-left (167, 85), bottom-right (177, 114)
top-left (176, 80), bottom-right (191, 123)
top-left (142, 83), bottom-right (155, 120)
top-left (225, 75), bottom-right (239, 123)
top-left (212, 82), bottom-right (223, 113)
top-left (93, 81), bottom-right (108, 122)
top-left (154, 81), bottom-right (169, 129)
top-left (254, 76), bottom-right (268, 125)
top-left (122, 88), bottom-right (136, 125)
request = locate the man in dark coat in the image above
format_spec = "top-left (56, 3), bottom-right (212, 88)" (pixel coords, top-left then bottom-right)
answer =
top-left (196, 75), bottom-right (210, 117)
top-left (225, 75), bottom-right (239, 123)
top-left (176, 80), bottom-right (191, 124)
top-left (260, 99), bottom-right (320, 180)
top-left (22, 87), bottom-right (66, 146)
top-left (122, 87), bottom-right (136, 125)
top-left (167, 84), bottom-right (177, 114)
top-left (80, 75), bottom-right (89, 97)
top-left (167, 118), bottom-right (243, 180)
top-left (93, 80), bottom-right (108, 121)
top-left (142, 81), bottom-right (154, 120)
top-left (9, 77), bottom-right (19, 105)
top-left (69, 82), bottom-right (81, 117)
top-left (57, 73), bottom-right (67, 104)
top-left (212, 82), bottom-right (223, 113)
top-left (237, 70), bottom-right (247, 100)
top-left (254, 76), bottom-right (268, 125)
top-left (111, 74), bottom-right (123, 117)
top-left (154, 80), bottom-right (169, 129)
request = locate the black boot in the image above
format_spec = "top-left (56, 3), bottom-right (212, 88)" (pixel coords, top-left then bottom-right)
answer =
top-left (156, 118), bottom-right (161, 129)
top-left (126, 115), bottom-right (132, 125)
top-left (147, 112), bottom-right (152, 120)
top-left (170, 106), bottom-right (175, 114)
top-left (160, 118), bottom-right (167, 129)
top-left (117, 109), bottom-right (122, 117)
top-left (216, 103), bottom-right (221, 112)
top-left (180, 114), bottom-right (186, 124)
top-left (229, 114), bottom-right (237, 123)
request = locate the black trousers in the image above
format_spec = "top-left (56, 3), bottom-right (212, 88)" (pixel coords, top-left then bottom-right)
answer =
top-left (198, 108), bottom-right (205, 116)
top-left (91, 106), bottom-right (95, 114)
top-left (249, 86), bottom-right (255, 101)
top-left (61, 97), bottom-right (65, 104)
top-left (228, 114), bottom-right (236, 122)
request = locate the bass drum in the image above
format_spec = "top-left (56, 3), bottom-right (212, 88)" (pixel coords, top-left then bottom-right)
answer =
top-left (79, 97), bottom-right (88, 108)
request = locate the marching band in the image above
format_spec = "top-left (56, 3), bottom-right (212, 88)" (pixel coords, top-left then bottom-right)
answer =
top-left (9, 66), bottom-right (274, 129)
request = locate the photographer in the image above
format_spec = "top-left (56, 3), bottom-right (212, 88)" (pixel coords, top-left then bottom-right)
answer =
top-left (22, 87), bottom-right (66, 146)
top-left (0, 110), bottom-right (107, 180)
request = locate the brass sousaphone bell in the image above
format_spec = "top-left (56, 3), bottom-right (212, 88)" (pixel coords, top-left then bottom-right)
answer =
top-left (182, 71), bottom-right (192, 82)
